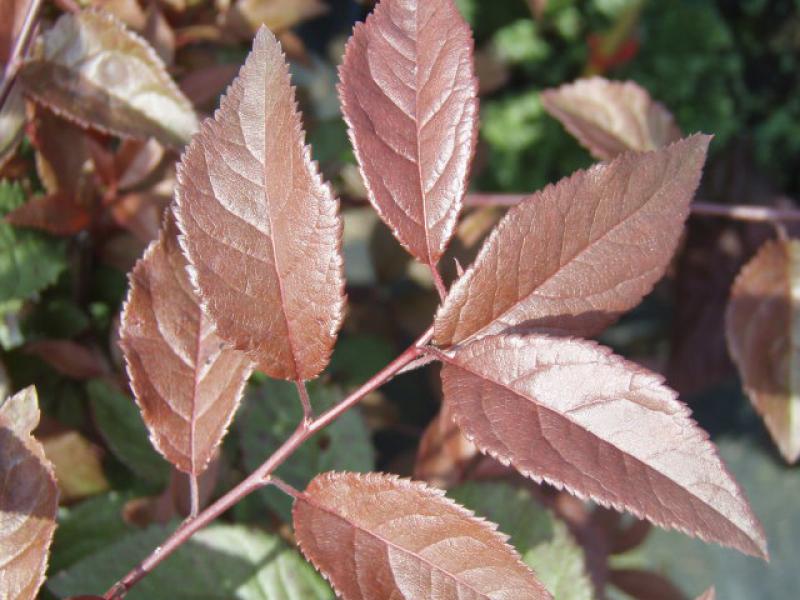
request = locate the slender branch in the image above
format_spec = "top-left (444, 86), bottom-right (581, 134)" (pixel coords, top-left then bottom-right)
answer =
top-left (268, 476), bottom-right (301, 499)
top-left (103, 326), bottom-right (434, 600)
top-left (430, 264), bottom-right (447, 300)
top-left (294, 380), bottom-right (314, 423)
top-left (0, 0), bottom-right (44, 111)
top-left (188, 474), bottom-right (199, 519)
top-left (465, 193), bottom-right (800, 224)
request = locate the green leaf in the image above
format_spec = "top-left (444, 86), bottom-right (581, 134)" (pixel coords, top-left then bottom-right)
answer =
top-left (87, 379), bottom-right (169, 486)
top-left (612, 437), bottom-right (799, 599)
top-left (50, 492), bottom-right (135, 572)
top-left (0, 181), bottom-right (66, 302)
top-left (238, 379), bottom-right (374, 522)
top-left (450, 481), bottom-right (593, 600)
top-left (47, 524), bottom-right (333, 599)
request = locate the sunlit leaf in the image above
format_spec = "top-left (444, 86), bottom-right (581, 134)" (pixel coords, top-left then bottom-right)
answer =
top-left (726, 239), bottom-right (800, 463)
top-left (175, 26), bottom-right (345, 381)
top-left (339, 0), bottom-right (479, 266)
top-left (438, 333), bottom-right (768, 559)
top-left (42, 430), bottom-right (110, 502)
top-left (48, 524), bottom-right (333, 599)
top-left (0, 386), bottom-right (58, 600)
top-left (120, 212), bottom-right (253, 475)
top-left (541, 77), bottom-right (681, 160)
top-left (222, 0), bottom-right (328, 39)
top-left (293, 471), bottom-right (551, 599)
top-left (434, 135), bottom-right (710, 346)
top-left (451, 482), bottom-right (593, 600)
top-left (18, 10), bottom-right (199, 148)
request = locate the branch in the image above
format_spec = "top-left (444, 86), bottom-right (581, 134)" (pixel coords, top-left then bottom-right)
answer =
top-left (465, 194), bottom-right (800, 223)
top-left (0, 0), bottom-right (44, 111)
top-left (103, 326), bottom-right (434, 600)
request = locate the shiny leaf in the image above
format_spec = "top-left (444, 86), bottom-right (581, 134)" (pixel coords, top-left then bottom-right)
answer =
top-left (175, 26), bottom-right (345, 381)
top-left (438, 333), bottom-right (768, 559)
top-left (18, 10), bottom-right (198, 148)
top-left (0, 386), bottom-right (58, 600)
top-left (339, 0), bottom-right (479, 265)
top-left (726, 238), bottom-right (800, 463)
top-left (293, 471), bottom-right (551, 599)
top-left (541, 77), bottom-right (681, 160)
top-left (120, 212), bottom-right (253, 475)
top-left (434, 135), bottom-right (710, 346)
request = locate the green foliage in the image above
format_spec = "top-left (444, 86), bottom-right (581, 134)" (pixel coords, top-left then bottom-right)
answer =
top-left (87, 379), bottom-right (170, 486)
top-left (451, 482), bottom-right (594, 600)
top-left (0, 181), bottom-right (65, 303)
top-left (238, 379), bottom-right (374, 522)
top-left (48, 524), bottom-right (333, 599)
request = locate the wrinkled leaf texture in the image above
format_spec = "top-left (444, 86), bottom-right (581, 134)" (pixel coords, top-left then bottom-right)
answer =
top-left (18, 10), bottom-right (198, 148)
top-left (438, 333), bottom-right (768, 559)
top-left (540, 77), bottom-right (681, 161)
top-left (293, 472), bottom-right (551, 599)
top-left (0, 386), bottom-right (58, 600)
top-left (175, 26), bottom-right (345, 381)
top-left (434, 135), bottom-right (710, 346)
top-left (726, 239), bottom-right (800, 463)
top-left (339, 0), bottom-right (479, 266)
top-left (120, 212), bottom-right (253, 475)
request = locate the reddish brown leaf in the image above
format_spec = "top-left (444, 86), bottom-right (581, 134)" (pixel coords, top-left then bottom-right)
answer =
top-left (175, 26), bottom-right (345, 381)
top-left (0, 386), bottom-right (58, 600)
top-left (339, 0), bottom-right (479, 266)
top-left (413, 400), bottom-right (479, 487)
top-left (110, 192), bottom-right (169, 242)
top-left (438, 333), bottom-right (768, 559)
top-left (726, 239), bottom-right (800, 463)
top-left (18, 10), bottom-right (199, 148)
top-left (293, 472), bottom-right (551, 599)
top-left (434, 135), bottom-right (710, 347)
top-left (179, 63), bottom-right (240, 109)
top-left (609, 569), bottom-right (686, 600)
top-left (541, 78), bottom-right (681, 160)
top-left (0, 0), bottom-right (32, 63)
top-left (115, 138), bottom-right (165, 192)
top-left (120, 212), bottom-right (253, 475)
top-left (6, 193), bottom-right (91, 236)
top-left (24, 340), bottom-right (109, 379)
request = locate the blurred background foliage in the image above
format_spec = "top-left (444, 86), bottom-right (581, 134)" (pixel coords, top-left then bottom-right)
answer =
top-left (1, 0), bottom-right (799, 598)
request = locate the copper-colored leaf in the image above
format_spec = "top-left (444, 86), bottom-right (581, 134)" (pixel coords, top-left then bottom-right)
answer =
top-left (609, 569), bottom-right (686, 600)
top-left (0, 386), bottom-right (58, 600)
top-left (175, 26), bottom-right (345, 381)
top-left (0, 0), bottom-right (32, 63)
top-left (25, 339), bottom-right (109, 379)
top-left (18, 10), bottom-right (199, 148)
top-left (5, 192), bottom-right (91, 236)
top-left (120, 212), bottom-right (253, 475)
top-left (339, 0), bottom-right (479, 266)
top-left (541, 77), bottom-right (681, 160)
top-left (726, 239), bottom-right (800, 463)
top-left (293, 471), bottom-right (551, 599)
top-left (438, 333), bottom-right (768, 559)
top-left (434, 135), bottom-right (710, 347)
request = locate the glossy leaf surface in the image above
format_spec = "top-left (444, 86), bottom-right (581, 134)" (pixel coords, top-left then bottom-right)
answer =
top-left (175, 26), bottom-right (345, 381)
top-left (438, 333), bottom-right (768, 559)
top-left (0, 387), bottom-right (58, 600)
top-left (726, 239), bottom-right (800, 463)
top-left (293, 471), bottom-right (551, 599)
top-left (541, 77), bottom-right (681, 160)
top-left (339, 0), bottom-right (479, 265)
top-left (120, 213), bottom-right (253, 475)
top-left (18, 10), bottom-right (198, 148)
top-left (434, 136), bottom-right (710, 346)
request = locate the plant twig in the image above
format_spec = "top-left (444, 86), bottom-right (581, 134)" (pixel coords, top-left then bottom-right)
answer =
top-left (295, 380), bottom-right (314, 423)
top-left (188, 474), bottom-right (199, 519)
top-left (430, 264), bottom-right (447, 300)
top-left (465, 194), bottom-right (800, 224)
top-left (0, 0), bottom-right (44, 111)
top-left (103, 326), bottom-right (434, 600)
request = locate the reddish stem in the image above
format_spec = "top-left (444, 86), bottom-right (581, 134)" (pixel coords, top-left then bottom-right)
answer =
top-left (0, 0), bottom-right (43, 111)
top-left (103, 326), bottom-right (434, 599)
top-left (430, 264), bottom-right (447, 300)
